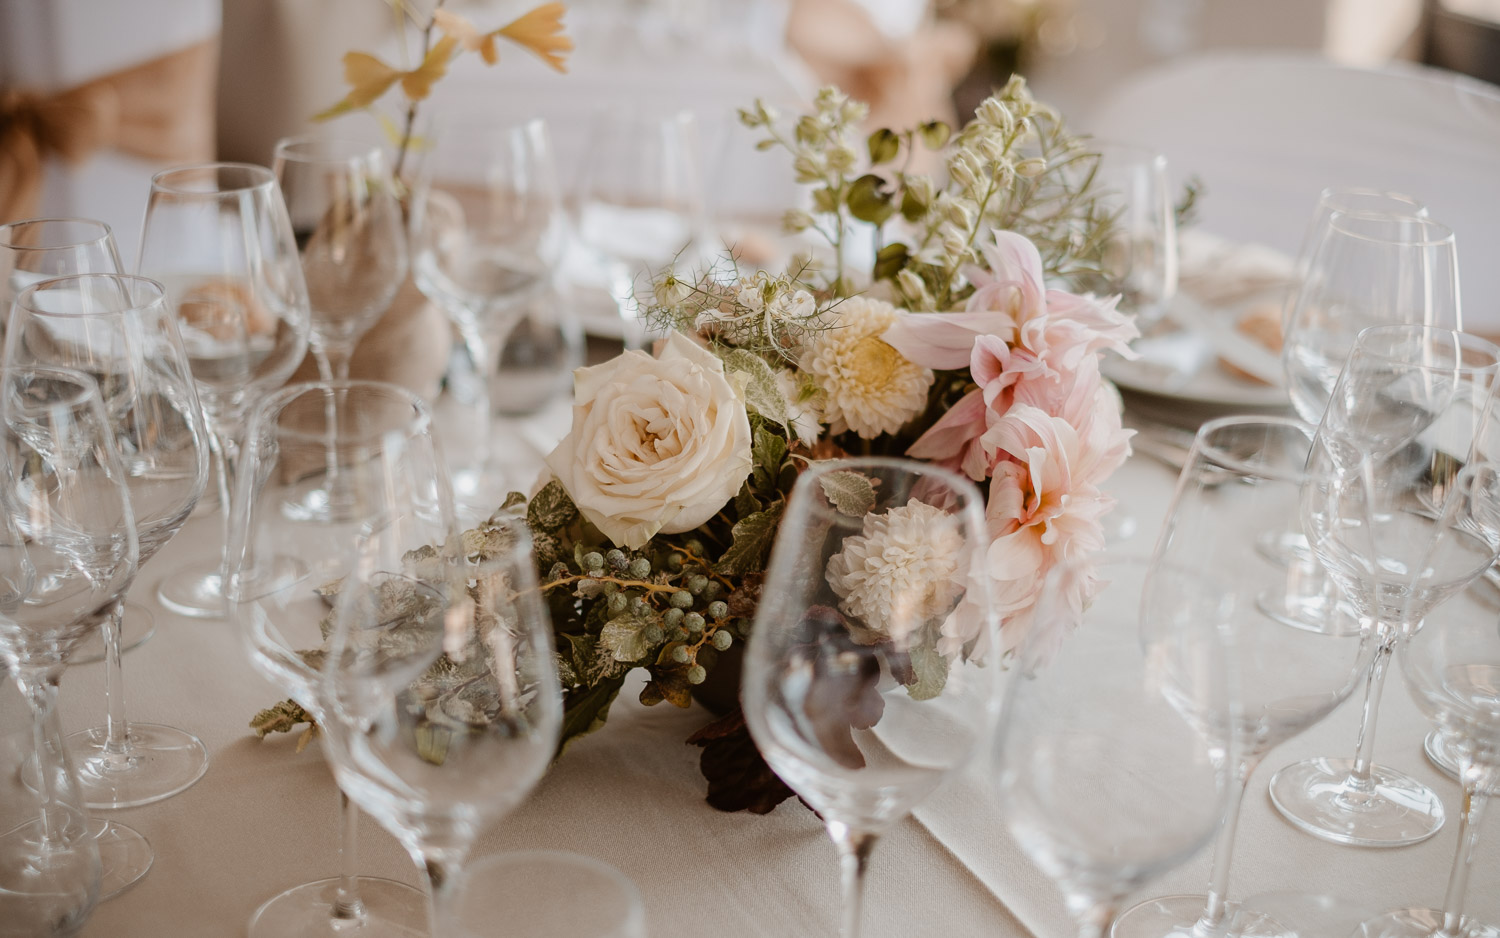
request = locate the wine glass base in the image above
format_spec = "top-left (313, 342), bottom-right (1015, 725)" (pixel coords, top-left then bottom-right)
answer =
top-left (1423, 729), bottom-right (1462, 781)
top-left (248, 876), bottom-right (428, 938)
top-left (1362, 907), bottom-right (1500, 938)
top-left (279, 486), bottom-right (360, 525)
top-left (69, 601), bottom-right (156, 664)
top-left (156, 566), bottom-right (225, 619)
top-left (92, 817), bottom-right (153, 900)
top-left (1267, 756), bottom-right (1445, 847)
top-left (1253, 587), bottom-right (1363, 636)
top-left (67, 723), bottom-right (209, 809)
top-left (0, 818), bottom-right (100, 935)
top-left (1112, 894), bottom-right (1227, 938)
top-left (1254, 530), bottom-right (1312, 567)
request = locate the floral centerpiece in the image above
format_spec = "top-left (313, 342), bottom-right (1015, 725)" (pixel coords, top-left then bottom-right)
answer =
top-left (255, 74), bottom-right (1146, 813)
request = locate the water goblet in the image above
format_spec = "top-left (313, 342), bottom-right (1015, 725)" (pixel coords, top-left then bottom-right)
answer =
top-left (0, 366), bottom-right (139, 909)
top-left (317, 530), bottom-right (562, 937)
top-left (1270, 325), bottom-right (1500, 846)
top-left (138, 162), bottom-right (311, 618)
top-left (990, 553), bottom-right (1235, 938)
top-left (1110, 417), bottom-right (1378, 938)
top-left (741, 458), bottom-right (999, 938)
top-left (0, 219), bottom-right (157, 658)
top-left (225, 379), bottom-right (455, 938)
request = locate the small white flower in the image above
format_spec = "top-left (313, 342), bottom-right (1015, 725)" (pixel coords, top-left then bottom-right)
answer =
top-left (653, 275), bottom-right (692, 307)
top-left (775, 369), bottom-right (824, 444)
top-left (800, 296), bottom-right (932, 439)
top-left (827, 500), bottom-right (968, 645)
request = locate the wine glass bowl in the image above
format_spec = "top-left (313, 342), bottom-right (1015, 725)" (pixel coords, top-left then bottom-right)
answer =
top-left (1089, 144), bottom-right (1179, 329)
top-left (992, 554), bottom-right (1234, 938)
top-left (741, 458), bottom-right (999, 938)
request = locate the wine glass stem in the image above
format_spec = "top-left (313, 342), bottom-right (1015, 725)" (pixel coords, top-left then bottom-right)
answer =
top-left (1436, 779), bottom-right (1490, 938)
top-left (210, 424), bottom-right (241, 587)
top-left (828, 820), bottom-right (877, 938)
top-left (1075, 899), bottom-right (1121, 938)
top-left (420, 846), bottom-right (468, 938)
top-left (1195, 756), bottom-right (1258, 936)
top-left (331, 789), bottom-right (368, 921)
top-left (315, 342), bottom-right (355, 383)
top-left (21, 676), bottom-right (70, 845)
top-left (1342, 629), bottom-right (1396, 796)
top-left (98, 600), bottom-right (134, 764)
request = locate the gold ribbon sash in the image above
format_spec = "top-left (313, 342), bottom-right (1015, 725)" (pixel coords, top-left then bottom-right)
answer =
top-left (0, 38), bottom-right (218, 224)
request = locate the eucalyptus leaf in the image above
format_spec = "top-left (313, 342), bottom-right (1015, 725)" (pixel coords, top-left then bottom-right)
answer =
top-left (918, 120), bottom-right (951, 149)
top-left (846, 174), bottom-right (896, 226)
top-left (599, 615), bottom-right (654, 662)
top-left (873, 242), bottom-right (910, 281)
top-left (818, 470), bottom-right (877, 517)
top-left (867, 128), bottom-right (900, 164)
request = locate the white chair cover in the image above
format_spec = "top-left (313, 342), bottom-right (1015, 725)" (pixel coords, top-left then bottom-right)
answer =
top-left (1084, 51), bottom-right (1500, 330)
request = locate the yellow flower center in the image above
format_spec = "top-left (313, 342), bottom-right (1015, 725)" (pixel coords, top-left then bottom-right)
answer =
top-left (847, 336), bottom-right (903, 387)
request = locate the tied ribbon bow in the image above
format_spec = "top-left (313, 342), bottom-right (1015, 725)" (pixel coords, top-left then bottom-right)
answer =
top-left (0, 38), bottom-right (217, 224)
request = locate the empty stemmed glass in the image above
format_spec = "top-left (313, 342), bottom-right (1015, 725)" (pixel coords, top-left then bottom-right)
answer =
top-left (0, 219), bottom-right (157, 659)
top-left (1111, 418), bottom-right (1377, 938)
top-left (572, 109), bottom-right (711, 348)
top-left (991, 553), bottom-right (1235, 938)
top-left (1287, 188), bottom-right (1426, 289)
top-left (138, 162), bottom-right (311, 618)
top-left (1368, 548), bottom-right (1500, 938)
top-left (317, 525), bottom-right (562, 937)
top-left (410, 119), bottom-right (576, 508)
top-left (0, 365), bottom-right (138, 923)
top-left (1271, 325), bottom-right (1500, 847)
top-left (226, 380), bottom-right (454, 938)
top-left (741, 458), bottom-right (999, 938)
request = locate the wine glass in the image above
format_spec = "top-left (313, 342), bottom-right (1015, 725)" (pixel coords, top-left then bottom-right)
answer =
top-left (1110, 417), bottom-right (1378, 938)
top-left (571, 108), bottom-right (711, 349)
top-left (1270, 324), bottom-right (1500, 847)
top-left (1287, 188), bottom-right (1427, 289)
top-left (0, 365), bottom-right (138, 922)
top-left (410, 118), bottom-right (578, 510)
top-left (317, 527), bottom-right (562, 937)
top-left (990, 553), bottom-right (1235, 938)
top-left (0, 219), bottom-right (157, 660)
top-left (8, 274), bottom-right (212, 819)
top-left (225, 379), bottom-right (455, 938)
top-left (137, 162), bottom-right (311, 618)
top-left (1086, 144), bottom-right (1178, 541)
top-left (450, 851), bottom-right (646, 938)
top-left (1264, 212), bottom-right (1458, 639)
top-left (1366, 548), bottom-right (1500, 938)
top-left (741, 458), bottom-right (999, 938)
top-left (272, 135), bottom-right (407, 382)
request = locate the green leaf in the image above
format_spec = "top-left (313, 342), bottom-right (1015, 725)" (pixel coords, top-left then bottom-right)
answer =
top-left (734, 484), bottom-right (761, 519)
top-left (722, 350), bottom-right (788, 430)
top-left (599, 615), bottom-right (654, 662)
top-left (905, 632), bottom-right (949, 702)
top-left (846, 174), bottom-right (896, 226)
top-left (873, 242), bottom-right (910, 281)
top-left (918, 120), bottom-right (952, 149)
top-left (818, 470), bottom-right (877, 517)
top-left (900, 186), bottom-right (929, 223)
top-left (753, 424), bottom-right (788, 475)
top-left (867, 128), bottom-right (900, 164)
top-left (812, 186), bottom-right (838, 214)
top-left (526, 479), bottom-right (578, 533)
top-left (717, 501), bottom-right (785, 575)
top-left (558, 678), bottom-right (625, 754)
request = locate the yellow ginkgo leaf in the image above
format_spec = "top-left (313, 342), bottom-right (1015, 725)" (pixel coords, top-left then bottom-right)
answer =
top-left (312, 51), bottom-right (402, 120)
top-left (496, 2), bottom-right (573, 73)
top-left (399, 34), bottom-right (458, 102)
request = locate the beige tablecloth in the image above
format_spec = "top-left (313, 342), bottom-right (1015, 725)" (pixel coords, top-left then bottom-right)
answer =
top-left (10, 405), bottom-right (1499, 936)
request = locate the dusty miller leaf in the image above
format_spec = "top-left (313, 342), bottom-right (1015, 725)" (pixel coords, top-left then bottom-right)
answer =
top-left (527, 479), bottom-right (578, 533)
top-left (818, 470), bottom-right (877, 517)
top-left (904, 631), bottom-right (949, 702)
top-left (598, 615), bottom-right (654, 662)
top-left (722, 350), bottom-right (788, 430)
top-left (717, 501), bottom-right (785, 575)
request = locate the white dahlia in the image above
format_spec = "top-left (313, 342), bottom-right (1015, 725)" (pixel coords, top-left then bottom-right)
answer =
top-left (800, 297), bottom-right (933, 439)
top-left (826, 501), bottom-right (968, 645)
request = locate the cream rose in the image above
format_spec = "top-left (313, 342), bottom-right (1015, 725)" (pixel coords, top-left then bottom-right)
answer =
top-left (544, 332), bottom-right (753, 549)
